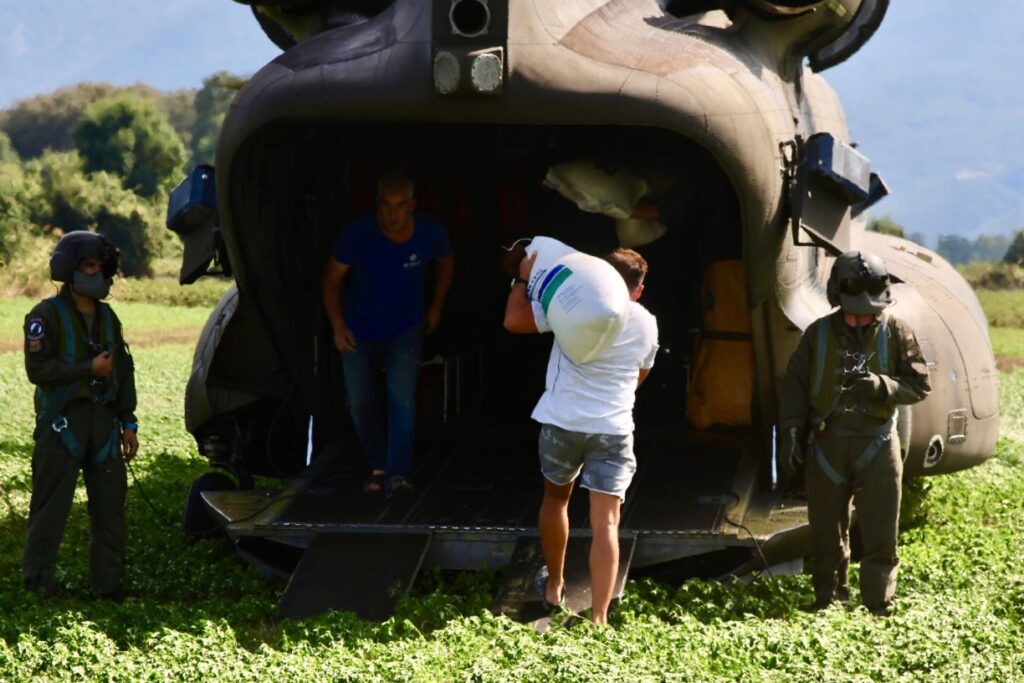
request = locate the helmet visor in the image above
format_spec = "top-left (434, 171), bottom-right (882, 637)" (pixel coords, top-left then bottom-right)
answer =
top-left (839, 275), bottom-right (888, 297)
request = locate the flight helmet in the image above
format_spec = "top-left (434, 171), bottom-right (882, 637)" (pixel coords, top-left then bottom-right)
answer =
top-left (50, 231), bottom-right (119, 283)
top-left (826, 250), bottom-right (892, 315)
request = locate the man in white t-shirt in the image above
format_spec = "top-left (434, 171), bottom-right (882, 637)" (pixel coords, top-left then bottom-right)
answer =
top-left (504, 247), bottom-right (659, 625)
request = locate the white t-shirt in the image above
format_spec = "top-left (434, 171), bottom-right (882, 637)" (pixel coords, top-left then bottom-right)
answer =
top-left (531, 300), bottom-right (659, 435)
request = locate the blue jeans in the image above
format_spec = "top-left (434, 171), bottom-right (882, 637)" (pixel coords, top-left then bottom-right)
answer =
top-left (341, 325), bottom-right (423, 479)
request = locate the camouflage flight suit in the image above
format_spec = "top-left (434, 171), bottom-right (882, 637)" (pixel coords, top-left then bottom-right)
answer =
top-left (22, 287), bottom-right (137, 594)
top-left (779, 311), bottom-right (930, 611)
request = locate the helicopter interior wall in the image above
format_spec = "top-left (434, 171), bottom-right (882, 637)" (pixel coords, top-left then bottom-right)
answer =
top-left (240, 122), bottom-right (746, 476)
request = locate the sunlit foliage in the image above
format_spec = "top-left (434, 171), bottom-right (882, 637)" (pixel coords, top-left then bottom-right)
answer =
top-left (0, 297), bottom-right (1022, 680)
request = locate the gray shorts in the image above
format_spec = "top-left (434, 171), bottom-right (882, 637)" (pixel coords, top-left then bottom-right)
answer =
top-left (538, 424), bottom-right (637, 501)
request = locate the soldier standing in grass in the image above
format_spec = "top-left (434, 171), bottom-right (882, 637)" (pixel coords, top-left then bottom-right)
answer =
top-left (778, 251), bottom-right (930, 616)
top-left (22, 231), bottom-right (139, 602)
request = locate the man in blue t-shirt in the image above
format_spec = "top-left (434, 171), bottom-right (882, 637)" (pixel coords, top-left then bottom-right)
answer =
top-left (321, 171), bottom-right (454, 495)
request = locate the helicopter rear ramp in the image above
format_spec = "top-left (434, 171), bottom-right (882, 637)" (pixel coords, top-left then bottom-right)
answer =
top-left (278, 531), bottom-right (431, 621)
top-left (202, 430), bottom-right (804, 621)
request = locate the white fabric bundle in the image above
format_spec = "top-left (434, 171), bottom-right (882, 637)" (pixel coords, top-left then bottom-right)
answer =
top-left (524, 236), bottom-right (630, 364)
top-left (615, 218), bottom-right (668, 248)
top-left (544, 159), bottom-right (648, 220)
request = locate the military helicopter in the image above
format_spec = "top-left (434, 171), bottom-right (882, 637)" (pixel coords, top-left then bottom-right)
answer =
top-left (166, 0), bottom-right (998, 622)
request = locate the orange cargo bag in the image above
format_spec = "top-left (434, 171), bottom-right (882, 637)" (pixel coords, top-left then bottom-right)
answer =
top-left (686, 260), bottom-right (753, 428)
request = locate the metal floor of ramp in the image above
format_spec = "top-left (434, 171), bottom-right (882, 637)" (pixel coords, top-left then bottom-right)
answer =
top-left (270, 428), bottom-right (746, 534)
top-left (278, 531), bottom-right (432, 621)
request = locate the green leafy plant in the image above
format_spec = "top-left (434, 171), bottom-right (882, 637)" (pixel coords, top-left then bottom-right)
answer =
top-left (0, 301), bottom-right (1023, 681)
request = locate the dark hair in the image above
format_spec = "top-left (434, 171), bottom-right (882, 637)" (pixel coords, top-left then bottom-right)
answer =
top-left (605, 248), bottom-right (647, 292)
top-left (377, 170), bottom-right (415, 198)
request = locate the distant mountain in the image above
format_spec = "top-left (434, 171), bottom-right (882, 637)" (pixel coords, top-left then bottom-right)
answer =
top-left (826, 1), bottom-right (1024, 244)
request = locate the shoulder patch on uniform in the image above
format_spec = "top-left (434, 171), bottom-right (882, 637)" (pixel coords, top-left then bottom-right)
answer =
top-left (26, 318), bottom-right (45, 341)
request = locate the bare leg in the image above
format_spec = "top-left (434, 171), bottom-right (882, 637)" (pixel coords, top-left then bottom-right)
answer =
top-left (539, 478), bottom-right (573, 606)
top-left (588, 490), bottom-right (622, 625)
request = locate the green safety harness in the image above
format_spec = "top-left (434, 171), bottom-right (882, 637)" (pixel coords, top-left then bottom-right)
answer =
top-left (808, 313), bottom-right (896, 486)
top-left (35, 296), bottom-right (121, 465)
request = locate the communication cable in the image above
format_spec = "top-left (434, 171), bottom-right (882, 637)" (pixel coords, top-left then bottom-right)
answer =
top-left (720, 487), bottom-right (789, 618)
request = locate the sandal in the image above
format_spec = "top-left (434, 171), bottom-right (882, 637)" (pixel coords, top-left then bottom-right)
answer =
top-left (534, 565), bottom-right (566, 610)
top-left (388, 476), bottom-right (415, 498)
top-left (363, 470), bottom-right (386, 493)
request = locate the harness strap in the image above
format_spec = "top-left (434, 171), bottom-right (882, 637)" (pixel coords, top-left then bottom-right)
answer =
top-left (876, 313), bottom-right (890, 375)
top-left (94, 424), bottom-right (121, 464)
top-left (52, 417), bottom-right (120, 465)
top-left (97, 303), bottom-right (116, 403)
top-left (35, 385), bottom-right (80, 434)
top-left (48, 296), bottom-right (77, 363)
top-left (812, 414), bottom-right (896, 487)
top-left (851, 432), bottom-right (892, 479)
top-left (48, 296), bottom-right (117, 401)
top-left (814, 440), bottom-right (847, 486)
top-left (810, 313), bottom-right (892, 429)
top-left (40, 297), bottom-right (120, 462)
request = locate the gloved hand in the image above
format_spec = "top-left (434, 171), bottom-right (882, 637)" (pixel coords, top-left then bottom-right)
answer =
top-left (846, 372), bottom-right (887, 401)
top-left (778, 426), bottom-right (804, 477)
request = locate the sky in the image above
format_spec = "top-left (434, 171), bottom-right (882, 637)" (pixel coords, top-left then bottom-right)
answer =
top-left (825, 1), bottom-right (1024, 243)
top-left (0, 1), bottom-right (279, 101)
top-left (1, 0), bottom-right (1021, 244)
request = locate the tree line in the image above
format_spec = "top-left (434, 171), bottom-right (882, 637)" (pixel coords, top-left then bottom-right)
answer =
top-left (1, 78), bottom-right (1020, 281)
top-left (869, 216), bottom-right (1023, 267)
top-left (0, 73), bottom-right (242, 278)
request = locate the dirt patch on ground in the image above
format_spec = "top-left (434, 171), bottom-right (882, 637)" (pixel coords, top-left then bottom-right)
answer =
top-left (996, 357), bottom-right (1024, 372)
top-left (0, 326), bottom-right (202, 355)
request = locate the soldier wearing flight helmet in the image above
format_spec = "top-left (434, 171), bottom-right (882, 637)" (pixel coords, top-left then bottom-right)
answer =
top-left (778, 250), bottom-right (930, 616)
top-left (22, 231), bottom-right (138, 602)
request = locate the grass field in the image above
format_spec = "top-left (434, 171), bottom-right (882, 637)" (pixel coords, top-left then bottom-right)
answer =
top-left (0, 297), bottom-right (214, 350)
top-left (976, 289), bottom-right (1024, 329)
top-left (0, 295), bottom-right (1022, 680)
top-left (991, 327), bottom-right (1024, 364)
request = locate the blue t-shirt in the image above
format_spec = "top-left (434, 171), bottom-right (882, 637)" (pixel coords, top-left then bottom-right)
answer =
top-left (331, 212), bottom-right (452, 342)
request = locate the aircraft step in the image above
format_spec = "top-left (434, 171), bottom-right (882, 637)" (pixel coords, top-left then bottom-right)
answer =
top-left (277, 531), bottom-right (431, 621)
top-left (490, 533), bottom-right (636, 627)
